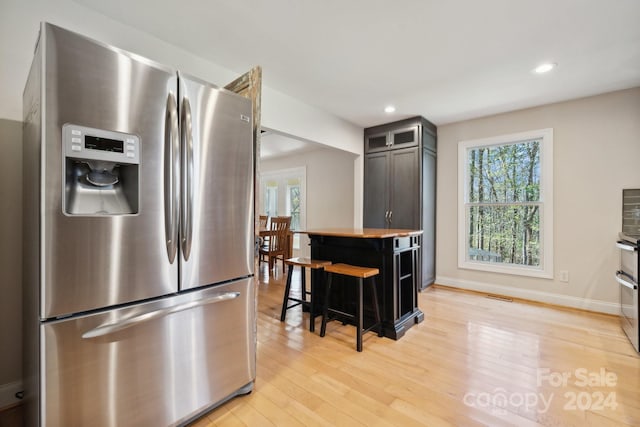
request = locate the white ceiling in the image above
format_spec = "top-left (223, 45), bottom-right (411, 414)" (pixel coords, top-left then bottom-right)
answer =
top-left (260, 131), bottom-right (321, 160)
top-left (71, 0), bottom-right (640, 128)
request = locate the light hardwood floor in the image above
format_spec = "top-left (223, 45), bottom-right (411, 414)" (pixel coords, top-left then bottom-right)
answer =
top-left (190, 265), bottom-right (640, 427)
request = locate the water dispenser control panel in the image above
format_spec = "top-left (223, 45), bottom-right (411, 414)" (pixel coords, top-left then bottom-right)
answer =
top-left (63, 124), bottom-right (140, 164)
top-left (62, 123), bottom-right (140, 215)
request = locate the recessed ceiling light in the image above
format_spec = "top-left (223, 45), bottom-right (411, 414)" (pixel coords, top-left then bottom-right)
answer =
top-left (384, 105), bottom-right (396, 113)
top-left (534, 62), bottom-right (557, 74)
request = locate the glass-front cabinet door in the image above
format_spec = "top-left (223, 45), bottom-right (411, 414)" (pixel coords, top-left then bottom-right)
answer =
top-left (365, 125), bottom-right (419, 154)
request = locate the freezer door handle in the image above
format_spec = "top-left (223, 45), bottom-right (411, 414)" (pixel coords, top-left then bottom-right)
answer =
top-left (164, 92), bottom-right (180, 263)
top-left (616, 272), bottom-right (638, 290)
top-left (180, 94), bottom-right (194, 261)
top-left (82, 291), bottom-right (241, 339)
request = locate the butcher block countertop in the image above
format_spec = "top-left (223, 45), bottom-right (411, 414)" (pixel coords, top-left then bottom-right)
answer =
top-left (300, 228), bottom-right (423, 238)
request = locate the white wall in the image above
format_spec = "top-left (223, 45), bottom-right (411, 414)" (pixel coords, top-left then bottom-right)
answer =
top-left (261, 146), bottom-right (356, 257)
top-left (436, 87), bottom-right (640, 313)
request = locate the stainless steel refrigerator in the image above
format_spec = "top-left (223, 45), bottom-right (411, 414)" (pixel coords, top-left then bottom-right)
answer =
top-left (23, 23), bottom-right (256, 426)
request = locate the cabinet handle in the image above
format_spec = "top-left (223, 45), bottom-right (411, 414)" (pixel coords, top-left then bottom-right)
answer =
top-left (617, 242), bottom-right (637, 252)
top-left (616, 272), bottom-right (638, 290)
top-left (384, 211), bottom-right (389, 221)
top-left (389, 210), bottom-right (392, 223)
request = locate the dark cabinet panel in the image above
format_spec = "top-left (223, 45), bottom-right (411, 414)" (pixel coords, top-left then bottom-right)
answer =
top-left (363, 152), bottom-right (389, 228)
top-left (422, 126), bottom-right (436, 152)
top-left (422, 149), bottom-right (436, 285)
top-left (390, 148), bottom-right (419, 229)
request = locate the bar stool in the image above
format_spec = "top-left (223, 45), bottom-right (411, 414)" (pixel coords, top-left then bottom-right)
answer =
top-left (280, 257), bottom-right (332, 332)
top-left (320, 263), bottom-right (383, 352)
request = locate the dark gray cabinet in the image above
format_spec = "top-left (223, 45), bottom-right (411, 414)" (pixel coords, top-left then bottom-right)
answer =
top-left (365, 125), bottom-right (419, 153)
top-left (363, 116), bottom-right (437, 289)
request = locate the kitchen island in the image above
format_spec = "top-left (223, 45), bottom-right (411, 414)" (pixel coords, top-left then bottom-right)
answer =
top-left (304, 228), bottom-right (424, 340)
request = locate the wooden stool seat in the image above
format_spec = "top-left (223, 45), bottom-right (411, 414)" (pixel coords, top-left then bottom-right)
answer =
top-left (320, 263), bottom-right (383, 352)
top-left (323, 263), bottom-right (379, 278)
top-left (285, 257), bottom-right (332, 269)
top-left (280, 257), bottom-right (332, 332)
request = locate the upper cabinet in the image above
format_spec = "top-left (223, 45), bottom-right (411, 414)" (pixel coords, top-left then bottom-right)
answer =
top-left (365, 125), bottom-right (419, 153)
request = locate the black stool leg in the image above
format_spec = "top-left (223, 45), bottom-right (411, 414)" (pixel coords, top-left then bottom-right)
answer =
top-left (370, 277), bottom-right (383, 337)
top-left (356, 277), bottom-right (363, 352)
top-left (309, 268), bottom-right (316, 333)
top-left (301, 266), bottom-right (307, 297)
top-left (280, 264), bottom-right (294, 321)
top-left (320, 272), bottom-right (333, 337)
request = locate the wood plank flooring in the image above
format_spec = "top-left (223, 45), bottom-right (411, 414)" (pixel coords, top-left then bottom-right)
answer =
top-left (191, 265), bottom-right (640, 427)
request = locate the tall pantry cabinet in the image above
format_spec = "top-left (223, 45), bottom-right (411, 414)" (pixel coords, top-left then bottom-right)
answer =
top-left (363, 116), bottom-right (436, 289)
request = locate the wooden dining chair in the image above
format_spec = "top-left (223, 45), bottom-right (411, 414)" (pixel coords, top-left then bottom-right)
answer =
top-left (259, 215), bottom-right (270, 247)
top-left (259, 216), bottom-right (291, 273)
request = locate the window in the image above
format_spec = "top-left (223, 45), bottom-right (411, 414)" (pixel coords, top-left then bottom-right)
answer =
top-left (458, 129), bottom-right (553, 278)
top-left (286, 180), bottom-right (301, 231)
top-left (264, 182), bottom-right (278, 217)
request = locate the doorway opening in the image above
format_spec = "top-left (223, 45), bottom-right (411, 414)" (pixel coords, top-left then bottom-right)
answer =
top-left (259, 166), bottom-right (306, 251)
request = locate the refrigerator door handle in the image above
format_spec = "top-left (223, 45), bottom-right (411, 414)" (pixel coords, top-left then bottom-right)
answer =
top-left (180, 95), bottom-right (194, 261)
top-left (82, 291), bottom-right (241, 339)
top-left (164, 92), bottom-right (180, 263)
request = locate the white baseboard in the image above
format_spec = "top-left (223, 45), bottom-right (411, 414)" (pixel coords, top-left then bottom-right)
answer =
top-left (435, 275), bottom-right (620, 315)
top-left (0, 380), bottom-right (23, 410)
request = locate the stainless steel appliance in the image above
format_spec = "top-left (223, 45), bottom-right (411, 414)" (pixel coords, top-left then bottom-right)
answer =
top-left (23, 23), bottom-right (256, 426)
top-left (616, 189), bottom-right (640, 352)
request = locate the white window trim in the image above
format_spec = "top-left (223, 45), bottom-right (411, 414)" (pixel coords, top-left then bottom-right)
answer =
top-left (457, 128), bottom-right (554, 279)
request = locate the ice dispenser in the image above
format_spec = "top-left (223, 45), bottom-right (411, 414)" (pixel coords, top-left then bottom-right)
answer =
top-left (63, 124), bottom-right (140, 215)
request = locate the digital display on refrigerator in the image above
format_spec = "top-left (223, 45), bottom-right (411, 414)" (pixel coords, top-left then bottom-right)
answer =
top-left (85, 135), bottom-right (124, 153)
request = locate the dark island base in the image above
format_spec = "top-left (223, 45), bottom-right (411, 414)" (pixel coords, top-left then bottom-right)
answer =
top-left (308, 232), bottom-right (423, 341)
top-left (387, 308), bottom-right (424, 340)
top-left (311, 304), bottom-right (424, 340)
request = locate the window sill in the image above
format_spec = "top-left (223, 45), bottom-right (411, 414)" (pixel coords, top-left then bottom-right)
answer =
top-left (459, 260), bottom-right (553, 279)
